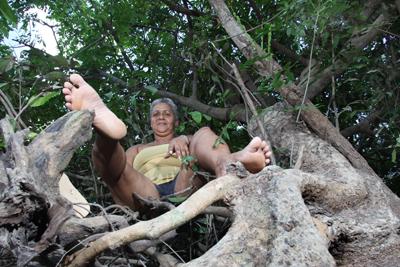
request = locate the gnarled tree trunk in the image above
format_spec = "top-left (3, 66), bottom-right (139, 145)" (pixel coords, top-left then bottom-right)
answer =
top-left (0, 108), bottom-right (399, 267)
top-left (184, 103), bottom-right (400, 266)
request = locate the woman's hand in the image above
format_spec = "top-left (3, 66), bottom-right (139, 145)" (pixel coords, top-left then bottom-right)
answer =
top-left (166, 135), bottom-right (190, 159)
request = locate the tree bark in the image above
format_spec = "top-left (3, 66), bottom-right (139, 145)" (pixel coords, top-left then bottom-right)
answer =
top-left (185, 103), bottom-right (400, 266)
top-left (208, 0), bottom-right (376, 175)
top-left (0, 106), bottom-right (399, 266)
top-left (0, 111), bottom-right (94, 266)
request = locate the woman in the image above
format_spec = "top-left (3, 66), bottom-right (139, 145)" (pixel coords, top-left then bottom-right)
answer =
top-left (63, 74), bottom-right (272, 210)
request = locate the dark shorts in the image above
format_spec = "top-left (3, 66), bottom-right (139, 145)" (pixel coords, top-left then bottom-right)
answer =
top-left (155, 178), bottom-right (177, 197)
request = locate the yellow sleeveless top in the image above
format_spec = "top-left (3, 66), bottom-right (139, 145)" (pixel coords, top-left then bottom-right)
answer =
top-left (133, 144), bottom-right (181, 185)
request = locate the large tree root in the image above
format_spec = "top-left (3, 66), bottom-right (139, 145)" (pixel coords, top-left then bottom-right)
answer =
top-left (65, 174), bottom-right (239, 266)
top-left (249, 103), bottom-right (400, 266)
top-left (0, 111), bottom-right (94, 266)
top-left (66, 104), bottom-right (400, 266)
top-left (1, 104), bottom-right (400, 266)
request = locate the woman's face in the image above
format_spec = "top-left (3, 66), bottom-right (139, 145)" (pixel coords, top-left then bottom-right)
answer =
top-left (150, 103), bottom-right (178, 137)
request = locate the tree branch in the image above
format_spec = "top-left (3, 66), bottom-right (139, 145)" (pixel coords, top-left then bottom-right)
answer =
top-left (232, 63), bottom-right (276, 165)
top-left (94, 70), bottom-right (247, 122)
top-left (160, 0), bottom-right (205, 17)
top-left (246, 0), bottom-right (309, 66)
top-left (300, 12), bottom-right (389, 99)
top-left (209, 0), bottom-right (376, 175)
top-left (271, 40), bottom-right (309, 66)
top-left (105, 23), bottom-right (136, 72)
top-left (0, 89), bottom-right (27, 129)
top-left (65, 174), bottom-right (239, 266)
top-left (183, 0), bottom-right (199, 100)
top-left (340, 110), bottom-right (381, 138)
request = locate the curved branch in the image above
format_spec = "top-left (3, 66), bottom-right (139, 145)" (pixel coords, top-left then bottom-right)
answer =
top-left (340, 110), bottom-right (381, 138)
top-left (65, 174), bottom-right (239, 267)
top-left (300, 13), bottom-right (389, 99)
top-left (94, 70), bottom-right (247, 122)
top-left (209, 1), bottom-right (282, 77)
top-left (209, 0), bottom-right (376, 175)
top-left (158, 90), bottom-right (246, 122)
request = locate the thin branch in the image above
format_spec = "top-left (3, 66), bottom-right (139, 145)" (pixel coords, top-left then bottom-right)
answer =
top-left (15, 91), bottom-right (46, 122)
top-left (160, 0), bottom-right (205, 17)
top-left (330, 33), bottom-right (339, 130)
top-left (130, 23), bottom-right (177, 34)
top-left (232, 63), bottom-right (276, 165)
top-left (209, 0), bottom-right (377, 175)
top-left (108, 31), bottom-right (136, 72)
top-left (202, 206), bottom-right (233, 218)
top-left (95, 69), bottom-right (247, 122)
top-left (65, 174), bottom-right (239, 266)
top-left (300, 13), bottom-right (389, 99)
top-left (0, 89), bottom-right (27, 128)
top-left (129, 230), bottom-right (177, 253)
top-left (133, 192), bottom-right (176, 211)
top-left (32, 17), bottom-right (62, 53)
top-left (296, 7), bottom-right (320, 123)
top-left (183, 0), bottom-right (199, 100)
top-left (246, 0), bottom-right (309, 66)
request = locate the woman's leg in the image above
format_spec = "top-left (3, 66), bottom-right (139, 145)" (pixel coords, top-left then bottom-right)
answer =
top-left (63, 74), bottom-right (159, 209)
top-left (174, 127), bottom-right (271, 194)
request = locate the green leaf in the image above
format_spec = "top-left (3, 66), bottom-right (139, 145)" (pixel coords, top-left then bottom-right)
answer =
top-left (0, 0), bottom-right (17, 25)
top-left (181, 155), bottom-right (195, 166)
top-left (145, 85), bottom-right (158, 95)
top-left (396, 136), bottom-right (400, 147)
top-left (167, 195), bottom-right (187, 204)
top-left (213, 136), bottom-right (226, 148)
top-left (211, 75), bottom-right (220, 84)
top-left (203, 114), bottom-right (212, 121)
top-left (189, 111), bottom-right (202, 124)
top-left (194, 225), bottom-right (208, 234)
top-left (391, 149), bottom-right (397, 164)
top-left (44, 71), bottom-right (65, 81)
top-left (0, 57), bottom-right (14, 73)
top-left (104, 91), bottom-right (113, 100)
top-left (30, 91), bottom-right (59, 107)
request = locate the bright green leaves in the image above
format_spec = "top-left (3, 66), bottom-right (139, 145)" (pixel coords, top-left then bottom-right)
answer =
top-left (29, 91), bottom-right (59, 108)
top-left (189, 111), bottom-right (202, 124)
top-left (0, 0), bottom-right (17, 25)
top-left (253, 23), bottom-right (273, 55)
top-left (189, 111), bottom-right (211, 125)
top-left (145, 85), bottom-right (158, 95)
top-left (167, 195), bottom-right (188, 204)
top-left (0, 0), bottom-right (17, 36)
top-left (44, 71), bottom-right (65, 82)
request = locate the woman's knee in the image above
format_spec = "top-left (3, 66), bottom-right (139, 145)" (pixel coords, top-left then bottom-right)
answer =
top-left (193, 126), bottom-right (214, 138)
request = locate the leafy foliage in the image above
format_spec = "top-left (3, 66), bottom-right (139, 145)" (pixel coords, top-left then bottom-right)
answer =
top-left (0, 0), bottom-right (399, 195)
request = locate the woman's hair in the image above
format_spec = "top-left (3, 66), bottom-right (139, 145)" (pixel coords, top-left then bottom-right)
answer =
top-left (150, 98), bottom-right (178, 121)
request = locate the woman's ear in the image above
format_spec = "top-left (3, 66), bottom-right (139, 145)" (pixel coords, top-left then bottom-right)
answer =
top-left (175, 120), bottom-right (179, 127)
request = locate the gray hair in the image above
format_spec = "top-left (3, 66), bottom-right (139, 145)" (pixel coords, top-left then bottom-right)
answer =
top-left (150, 98), bottom-right (179, 121)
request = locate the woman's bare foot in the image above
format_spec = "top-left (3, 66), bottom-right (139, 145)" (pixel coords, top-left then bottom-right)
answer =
top-left (63, 74), bottom-right (127, 140)
top-left (233, 137), bottom-right (272, 173)
top-left (216, 137), bottom-right (271, 175)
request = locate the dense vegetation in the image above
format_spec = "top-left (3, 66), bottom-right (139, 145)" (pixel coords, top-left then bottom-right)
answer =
top-left (0, 0), bottom-right (399, 201)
